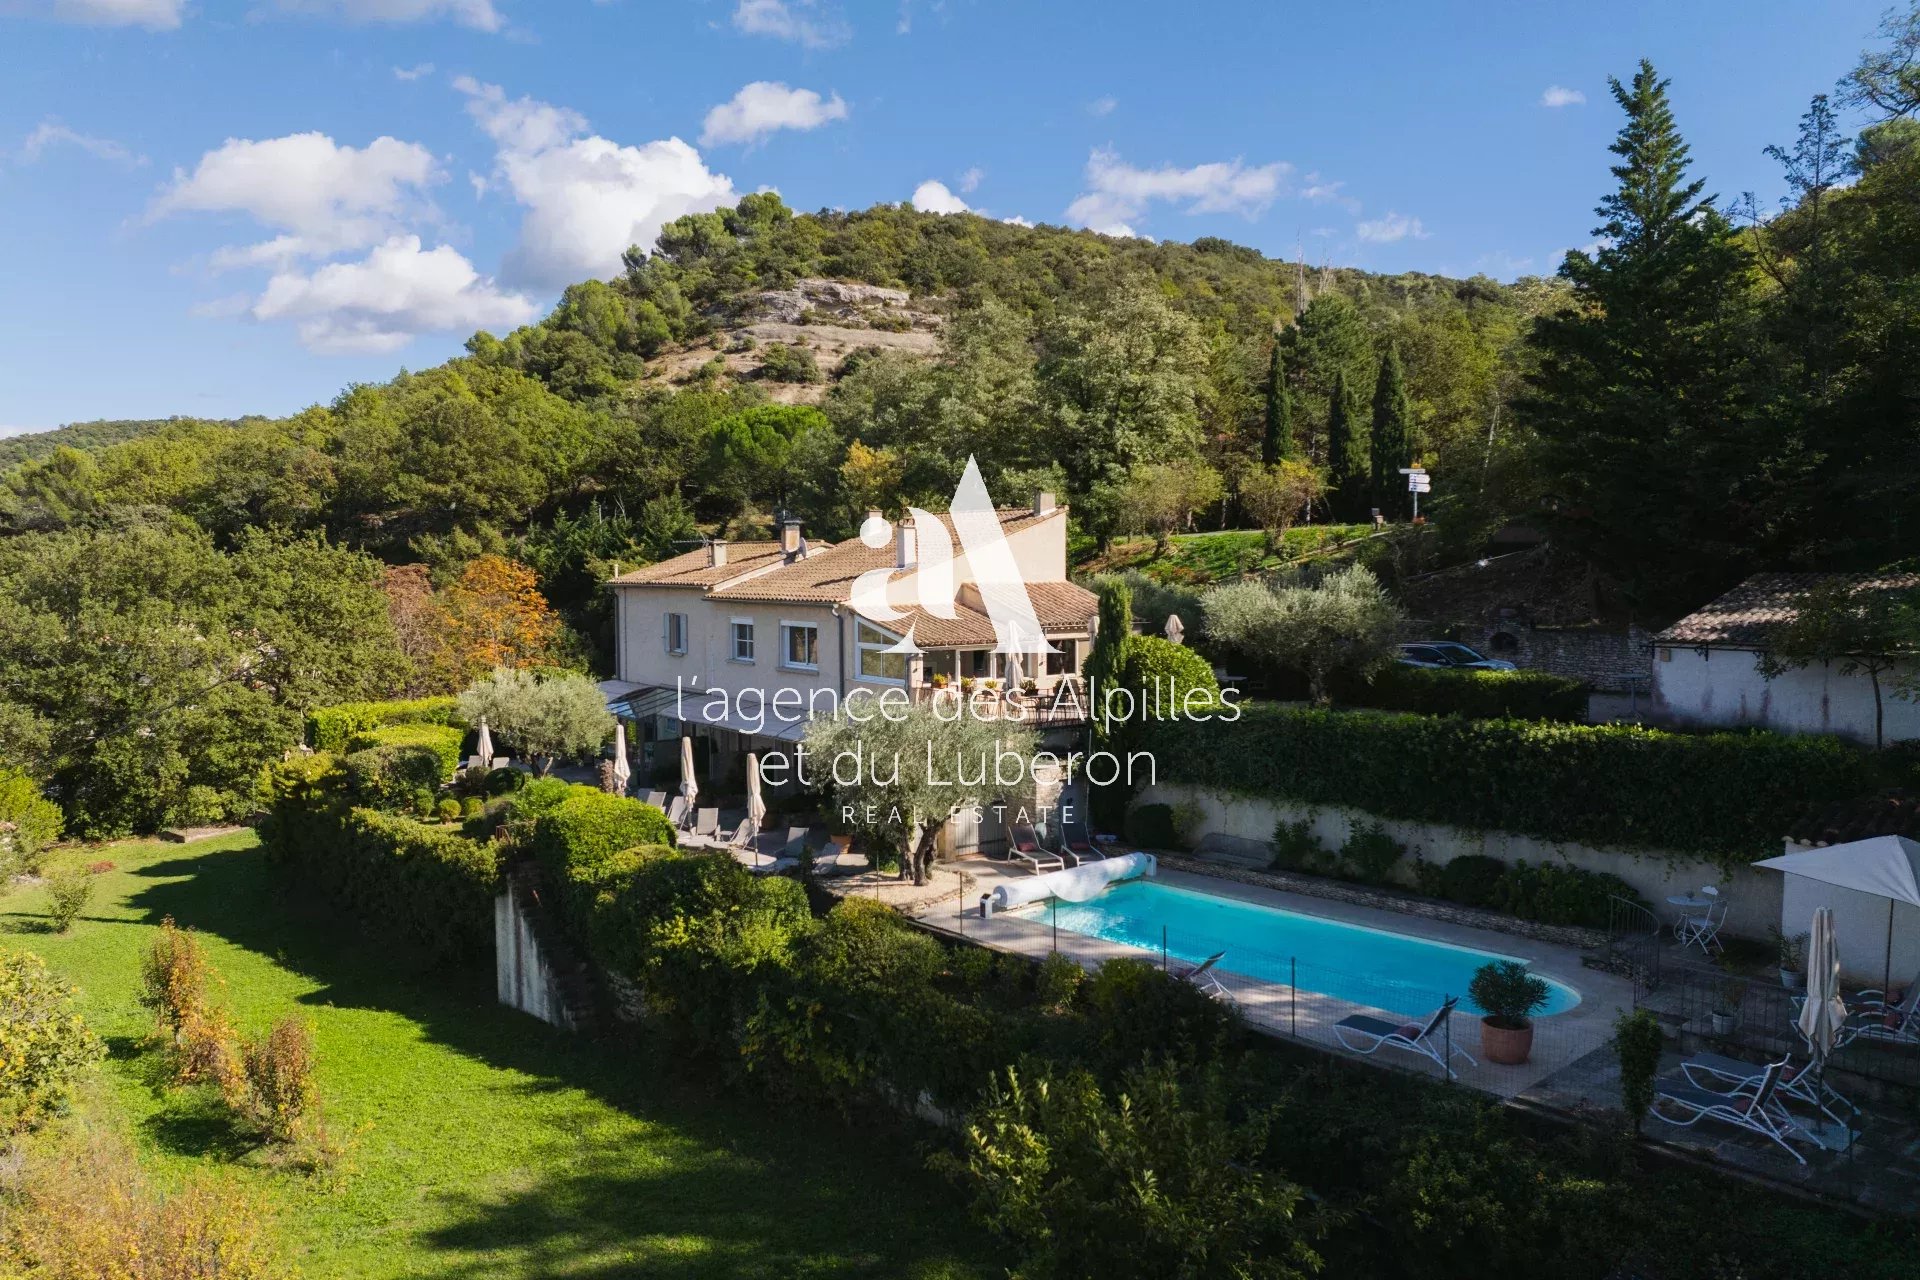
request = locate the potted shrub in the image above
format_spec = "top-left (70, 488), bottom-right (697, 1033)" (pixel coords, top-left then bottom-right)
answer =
top-left (1709, 978), bottom-right (1745, 1036)
top-left (1772, 928), bottom-right (1807, 990)
top-left (1468, 960), bottom-right (1551, 1065)
top-left (930, 672), bottom-right (949, 689)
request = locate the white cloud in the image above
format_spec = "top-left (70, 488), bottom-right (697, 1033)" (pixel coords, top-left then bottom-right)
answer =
top-left (7, 0), bottom-right (186, 28)
top-left (19, 119), bottom-right (145, 166)
top-left (730, 0), bottom-right (848, 49)
top-left (1355, 211), bottom-right (1429, 243)
top-left (393, 62), bottom-right (436, 81)
top-left (1064, 147), bottom-right (1289, 238)
top-left (957, 165), bottom-right (983, 194)
top-left (1540, 85), bottom-right (1586, 108)
top-left (456, 76), bottom-right (736, 290)
top-left (700, 81), bottom-right (848, 147)
top-left (252, 235), bottom-right (536, 353)
top-left (270, 0), bottom-right (502, 30)
top-left (911, 179), bottom-right (969, 214)
top-left (1086, 95), bottom-right (1118, 117)
top-left (151, 131), bottom-right (442, 264)
top-left (1001, 214), bottom-right (1033, 227)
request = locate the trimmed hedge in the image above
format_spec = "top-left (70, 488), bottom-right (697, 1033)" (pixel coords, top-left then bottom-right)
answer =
top-left (1340, 664), bottom-right (1589, 722)
top-left (348, 722), bottom-right (467, 780)
top-left (306, 696), bottom-right (461, 753)
top-left (1140, 703), bottom-right (1873, 863)
top-left (527, 788), bottom-right (677, 937)
top-left (343, 745), bottom-right (446, 810)
top-left (258, 753), bottom-right (497, 959)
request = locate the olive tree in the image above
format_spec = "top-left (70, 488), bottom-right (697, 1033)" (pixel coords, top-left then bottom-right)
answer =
top-left (458, 667), bottom-right (614, 775)
top-left (804, 701), bottom-right (1038, 885)
top-left (1202, 565), bottom-right (1402, 705)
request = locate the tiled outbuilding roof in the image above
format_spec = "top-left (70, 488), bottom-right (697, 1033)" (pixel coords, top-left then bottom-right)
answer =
top-left (1654, 572), bottom-right (1920, 649)
top-left (1785, 790), bottom-right (1920, 846)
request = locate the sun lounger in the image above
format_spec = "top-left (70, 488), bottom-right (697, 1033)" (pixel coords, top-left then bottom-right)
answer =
top-left (1333, 999), bottom-right (1476, 1080)
top-left (1055, 816), bottom-right (1103, 866)
top-left (1682, 1050), bottom-right (1856, 1132)
top-left (1008, 818), bottom-right (1063, 873)
top-left (679, 807), bottom-right (720, 847)
top-left (642, 790), bottom-right (667, 809)
top-left (1652, 1059), bottom-right (1818, 1164)
top-left (665, 795), bottom-right (689, 828)
top-left (1172, 951), bottom-right (1234, 1004)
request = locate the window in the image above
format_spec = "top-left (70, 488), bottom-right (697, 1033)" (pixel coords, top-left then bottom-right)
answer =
top-left (1045, 639), bottom-right (1075, 676)
top-left (664, 612), bottom-right (688, 655)
top-left (781, 622), bottom-right (819, 671)
top-left (1489, 632), bottom-right (1519, 655)
top-left (731, 619), bottom-right (755, 663)
top-left (856, 620), bottom-right (907, 684)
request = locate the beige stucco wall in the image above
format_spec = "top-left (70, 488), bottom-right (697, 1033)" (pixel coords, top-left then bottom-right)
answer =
top-left (1140, 782), bottom-right (1782, 941)
top-left (1778, 845), bottom-right (1920, 986)
top-left (1651, 646), bottom-right (1920, 745)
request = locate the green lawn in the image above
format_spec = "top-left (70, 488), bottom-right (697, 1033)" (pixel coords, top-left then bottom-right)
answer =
top-left (3, 834), bottom-right (993, 1279)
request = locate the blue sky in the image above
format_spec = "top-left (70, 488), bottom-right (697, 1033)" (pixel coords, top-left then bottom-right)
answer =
top-left (0, 0), bottom-right (1891, 432)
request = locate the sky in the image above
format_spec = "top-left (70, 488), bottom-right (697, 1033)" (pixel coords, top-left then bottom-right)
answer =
top-left (0, 0), bottom-right (1895, 433)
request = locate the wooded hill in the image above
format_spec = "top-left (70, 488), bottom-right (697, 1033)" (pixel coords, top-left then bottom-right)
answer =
top-left (6, 12), bottom-right (1920, 837)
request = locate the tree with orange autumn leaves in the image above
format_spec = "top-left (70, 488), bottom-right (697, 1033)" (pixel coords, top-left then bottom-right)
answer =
top-left (382, 556), bottom-right (561, 692)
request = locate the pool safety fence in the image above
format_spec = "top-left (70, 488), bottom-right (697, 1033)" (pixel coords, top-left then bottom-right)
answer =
top-left (1131, 927), bottom-right (1602, 1086)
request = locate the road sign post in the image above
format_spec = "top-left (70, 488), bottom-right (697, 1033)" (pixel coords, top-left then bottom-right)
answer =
top-left (1399, 467), bottom-right (1430, 521)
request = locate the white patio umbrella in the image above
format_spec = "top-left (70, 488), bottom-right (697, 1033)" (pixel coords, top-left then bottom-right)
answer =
top-left (1757, 835), bottom-right (1920, 994)
top-left (1164, 614), bottom-right (1185, 645)
top-left (610, 722), bottom-right (631, 795)
top-left (678, 735), bottom-right (698, 809)
top-left (475, 717), bottom-right (494, 770)
top-left (745, 751), bottom-right (766, 866)
top-left (1798, 906), bottom-right (1846, 1058)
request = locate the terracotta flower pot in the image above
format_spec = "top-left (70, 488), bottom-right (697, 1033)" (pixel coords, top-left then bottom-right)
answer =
top-left (1479, 1016), bottom-right (1534, 1066)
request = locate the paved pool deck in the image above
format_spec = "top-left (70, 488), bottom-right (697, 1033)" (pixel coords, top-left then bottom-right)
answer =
top-left (912, 860), bottom-right (1636, 1101)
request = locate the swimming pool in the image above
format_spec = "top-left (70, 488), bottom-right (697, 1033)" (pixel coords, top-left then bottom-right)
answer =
top-left (1019, 878), bottom-right (1580, 1018)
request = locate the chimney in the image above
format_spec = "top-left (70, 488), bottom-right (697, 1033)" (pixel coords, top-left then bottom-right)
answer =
top-left (896, 516), bottom-right (917, 569)
top-left (1033, 490), bottom-right (1057, 517)
top-left (780, 518), bottom-right (803, 558)
top-left (708, 539), bottom-right (728, 568)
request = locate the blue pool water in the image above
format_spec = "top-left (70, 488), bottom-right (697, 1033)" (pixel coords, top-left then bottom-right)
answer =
top-left (1023, 878), bottom-right (1580, 1019)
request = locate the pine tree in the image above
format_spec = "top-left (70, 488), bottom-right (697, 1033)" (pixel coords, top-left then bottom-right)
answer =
top-left (1521, 59), bottom-right (1765, 610)
top-left (1261, 341), bottom-right (1294, 465)
top-left (1369, 343), bottom-right (1415, 518)
top-left (1324, 370), bottom-right (1367, 522)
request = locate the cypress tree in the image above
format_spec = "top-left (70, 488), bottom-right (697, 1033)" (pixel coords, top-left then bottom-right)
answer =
top-left (1262, 341), bottom-right (1294, 465)
top-left (1325, 370), bottom-right (1367, 522)
top-left (1369, 343), bottom-right (1415, 518)
top-left (1084, 577), bottom-right (1134, 745)
top-left (1521, 59), bottom-right (1761, 610)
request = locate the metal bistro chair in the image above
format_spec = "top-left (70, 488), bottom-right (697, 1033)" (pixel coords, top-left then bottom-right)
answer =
top-left (1677, 890), bottom-right (1729, 956)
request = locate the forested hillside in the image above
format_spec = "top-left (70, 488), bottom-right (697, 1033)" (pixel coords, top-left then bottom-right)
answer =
top-left (0, 417), bottom-right (244, 469)
top-left (4, 12), bottom-right (1920, 838)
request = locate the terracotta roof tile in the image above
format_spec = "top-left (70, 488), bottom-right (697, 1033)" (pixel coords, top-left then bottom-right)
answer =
top-left (1654, 572), bottom-right (1920, 648)
top-left (705, 509), bottom-right (1062, 605)
top-left (609, 543), bottom-right (784, 588)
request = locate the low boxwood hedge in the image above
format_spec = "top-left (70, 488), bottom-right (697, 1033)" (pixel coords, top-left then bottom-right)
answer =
top-left (306, 696), bottom-right (462, 753)
top-left (347, 722), bottom-right (467, 780)
top-left (1339, 664), bottom-right (1589, 722)
top-left (1139, 703), bottom-right (1873, 863)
